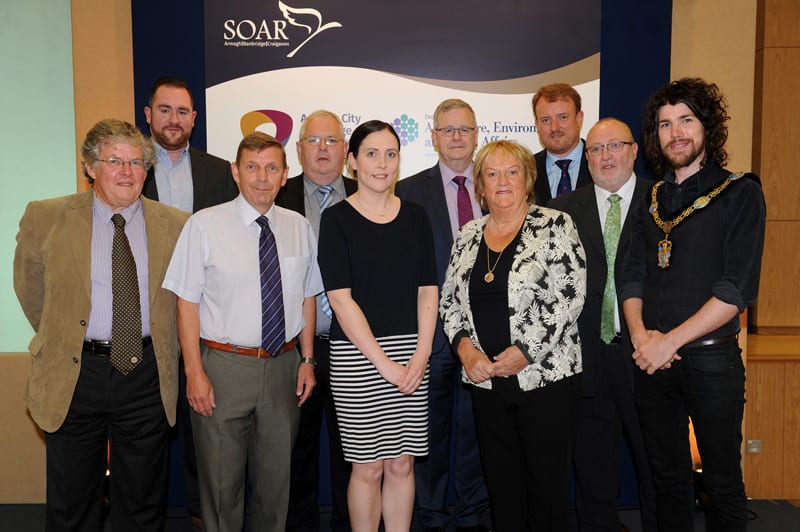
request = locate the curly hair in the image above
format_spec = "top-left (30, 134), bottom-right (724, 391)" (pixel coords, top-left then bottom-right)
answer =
top-left (641, 78), bottom-right (729, 176)
top-left (81, 119), bottom-right (155, 183)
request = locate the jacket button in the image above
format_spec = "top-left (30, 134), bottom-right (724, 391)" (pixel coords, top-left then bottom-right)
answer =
top-left (73, 357), bottom-right (79, 363)
top-left (80, 320), bottom-right (87, 326)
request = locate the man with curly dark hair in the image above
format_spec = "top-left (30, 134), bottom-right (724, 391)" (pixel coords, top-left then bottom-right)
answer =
top-left (621, 78), bottom-right (766, 532)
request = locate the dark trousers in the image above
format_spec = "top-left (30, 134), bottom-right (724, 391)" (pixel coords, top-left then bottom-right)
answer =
top-left (176, 356), bottom-right (201, 518)
top-left (287, 335), bottom-right (352, 532)
top-left (635, 341), bottom-right (747, 532)
top-left (574, 342), bottom-right (657, 532)
top-left (414, 341), bottom-right (488, 528)
top-left (471, 374), bottom-right (579, 532)
top-left (45, 343), bottom-right (169, 532)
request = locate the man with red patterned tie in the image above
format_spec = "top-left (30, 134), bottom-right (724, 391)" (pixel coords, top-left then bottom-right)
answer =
top-left (395, 99), bottom-right (490, 532)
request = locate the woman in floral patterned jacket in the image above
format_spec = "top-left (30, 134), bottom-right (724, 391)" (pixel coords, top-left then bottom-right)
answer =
top-left (439, 140), bottom-right (586, 532)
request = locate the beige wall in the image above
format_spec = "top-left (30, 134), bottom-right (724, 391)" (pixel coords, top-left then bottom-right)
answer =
top-left (671, 0), bottom-right (757, 174)
top-left (72, 0), bottom-right (136, 191)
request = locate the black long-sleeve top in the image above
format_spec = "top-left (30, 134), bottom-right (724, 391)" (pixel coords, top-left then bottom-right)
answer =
top-left (620, 163), bottom-right (766, 340)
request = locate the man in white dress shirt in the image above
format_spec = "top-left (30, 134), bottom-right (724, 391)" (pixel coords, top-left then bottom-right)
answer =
top-left (163, 132), bottom-right (323, 532)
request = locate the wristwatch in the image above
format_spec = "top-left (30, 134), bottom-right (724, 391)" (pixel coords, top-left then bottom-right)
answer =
top-left (300, 356), bottom-right (316, 367)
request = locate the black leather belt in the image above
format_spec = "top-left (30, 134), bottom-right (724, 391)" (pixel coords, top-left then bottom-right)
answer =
top-left (683, 335), bottom-right (738, 350)
top-left (609, 333), bottom-right (622, 345)
top-left (83, 337), bottom-right (153, 356)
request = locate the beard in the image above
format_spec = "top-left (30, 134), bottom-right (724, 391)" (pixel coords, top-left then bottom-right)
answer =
top-left (151, 125), bottom-right (191, 151)
top-left (663, 138), bottom-right (705, 172)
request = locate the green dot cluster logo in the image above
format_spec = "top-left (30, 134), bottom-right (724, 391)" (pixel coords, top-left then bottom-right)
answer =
top-left (391, 115), bottom-right (419, 147)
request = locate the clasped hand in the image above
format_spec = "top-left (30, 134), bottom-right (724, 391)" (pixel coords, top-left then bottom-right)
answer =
top-left (631, 329), bottom-right (681, 374)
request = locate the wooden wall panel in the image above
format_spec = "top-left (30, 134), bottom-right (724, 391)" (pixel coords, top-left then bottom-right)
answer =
top-left (784, 363), bottom-right (800, 498)
top-left (751, 221), bottom-right (800, 333)
top-left (759, 0), bottom-right (800, 48)
top-left (755, 48), bottom-right (800, 221)
top-left (744, 362), bottom-right (786, 497)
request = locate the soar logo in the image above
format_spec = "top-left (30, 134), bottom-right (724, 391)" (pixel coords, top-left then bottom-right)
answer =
top-left (391, 115), bottom-right (419, 147)
top-left (223, 1), bottom-right (342, 58)
top-left (240, 110), bottom-right (294, 145)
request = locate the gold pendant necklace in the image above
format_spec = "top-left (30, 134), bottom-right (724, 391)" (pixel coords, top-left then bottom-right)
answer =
top-left (485, 246), bottom-right (504, 283)
top-left (649, 172), bottom-right (743, 269)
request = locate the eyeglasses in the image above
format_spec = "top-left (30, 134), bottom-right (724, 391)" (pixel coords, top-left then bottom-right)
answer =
top-left (97, 158), bottom-right (146, 170)
top-left (302, 136), bottom-right (344, 147)
top-left (433, 126), bottom-right (477, 137)
top-left (585, 141), bottom-right (634, 157)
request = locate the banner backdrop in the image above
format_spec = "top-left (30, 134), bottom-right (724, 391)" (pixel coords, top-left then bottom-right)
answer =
top-left (204, 0), bottom-right (602, 177)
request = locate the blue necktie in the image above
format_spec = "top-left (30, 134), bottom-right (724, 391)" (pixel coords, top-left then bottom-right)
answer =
top-left (318, 185), bottom-right (334, 318)
top-left (255, 216), bottom-right (285, 356)
top-left (555, 159), bottom-right (573, 197)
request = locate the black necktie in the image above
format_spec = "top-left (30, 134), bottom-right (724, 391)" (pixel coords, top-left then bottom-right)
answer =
top-left (110, 214), bottom-right (142, 374)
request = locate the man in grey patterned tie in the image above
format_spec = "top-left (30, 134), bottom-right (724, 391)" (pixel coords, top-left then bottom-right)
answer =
top-left (163, 132), bottom-right (323, 532)
top-left (550, 118), bottom-right (656, 532)
top-left (276, 110), bottom-right (357, 532)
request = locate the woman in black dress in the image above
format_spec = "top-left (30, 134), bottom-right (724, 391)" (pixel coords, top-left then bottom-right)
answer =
top-left (318, 120), bottom-right (438, 532)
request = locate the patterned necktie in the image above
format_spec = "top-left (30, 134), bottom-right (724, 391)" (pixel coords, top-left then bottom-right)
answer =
top-left (555, 159), bottom-right (573, 197)
top-left (453, 175), bottom-right (474, 228)
top-left (601, 194), bottom-right (622, 344)
top-left (110, 214), bottom-right (142, 374)
top-left (318, 185), bottom-right (334, 318)
top-left (256, 216), bottom-right (285, 356)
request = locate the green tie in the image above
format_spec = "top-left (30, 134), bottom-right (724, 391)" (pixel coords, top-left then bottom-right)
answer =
top-left (601, 194), bottom-right (622, 344)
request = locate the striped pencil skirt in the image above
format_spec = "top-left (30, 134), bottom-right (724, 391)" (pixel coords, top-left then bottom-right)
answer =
top-left (329, 333), bottom-right (429, 463)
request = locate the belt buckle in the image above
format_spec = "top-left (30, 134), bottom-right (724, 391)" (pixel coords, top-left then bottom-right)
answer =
top-left (257, 347), bottom-right (267, 359)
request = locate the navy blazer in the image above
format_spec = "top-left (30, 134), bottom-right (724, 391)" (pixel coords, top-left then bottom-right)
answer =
top-left (143, 146), bottom-right (239, 213)
top-left (534, 144), bottom-right (593, 206)
top-left (395, 164), bottom-right (460, 353)
top-left (549, 177), bottom-right (652, 395)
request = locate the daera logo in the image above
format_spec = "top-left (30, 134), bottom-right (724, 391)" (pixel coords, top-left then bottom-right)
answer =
top-left (223, 1), bottom-right (342, 58)
top-left (240, 110), bottom-right (294, 145)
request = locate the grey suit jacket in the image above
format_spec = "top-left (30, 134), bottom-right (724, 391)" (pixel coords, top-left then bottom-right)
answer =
top-left (14, 192), bottom-right (189, 432)
top-left (143, 146), bottom-right (239, 212)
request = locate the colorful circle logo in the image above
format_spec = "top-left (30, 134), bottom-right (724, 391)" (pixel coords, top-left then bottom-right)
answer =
top-left (240, 110), bottom-right (294, 145)
top-left (391, 114), bottom-right (419, 147)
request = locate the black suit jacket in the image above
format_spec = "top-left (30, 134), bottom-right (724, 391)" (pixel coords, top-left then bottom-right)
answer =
top-left (143, 146), bottom-right (239, 213)
top-left (549, 177), bottom-right (652, 396)
top-left (275, 173), bottom-right (358, 216)
top-left (394, 164), bottom-right (459, 353)
top-left (534, 143), bottom-right (592, 206)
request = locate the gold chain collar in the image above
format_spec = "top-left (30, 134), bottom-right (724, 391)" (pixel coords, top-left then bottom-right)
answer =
top-left (649, 172), bottom-right (744, 269)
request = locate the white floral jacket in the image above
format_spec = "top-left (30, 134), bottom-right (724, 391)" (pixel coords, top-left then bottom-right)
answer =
top-left (440, 204), bottom-right (586, 391)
